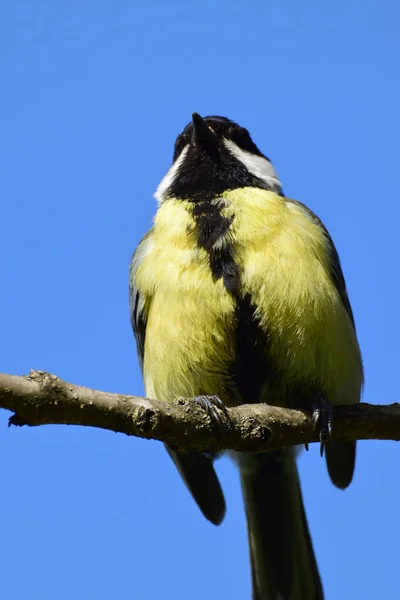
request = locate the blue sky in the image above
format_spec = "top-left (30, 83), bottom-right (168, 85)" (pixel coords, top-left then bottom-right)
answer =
top-left (1, 1), bottom-right (399, 598)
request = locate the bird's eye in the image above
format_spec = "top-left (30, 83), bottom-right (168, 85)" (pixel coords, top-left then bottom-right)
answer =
top-left (229, 126), bottom-right (262, 155)
top-left (173, 134), bottom-right (189, 162)
top-left (229, 126), bottom-right (251, 150)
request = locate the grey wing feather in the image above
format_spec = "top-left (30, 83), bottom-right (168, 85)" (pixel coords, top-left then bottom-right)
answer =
top-left (285, 200), bottom-right (360, 490)
top-left (129, 230), bottom-right (153, 373)
top-left (319, 222), bottom-right (359, 488)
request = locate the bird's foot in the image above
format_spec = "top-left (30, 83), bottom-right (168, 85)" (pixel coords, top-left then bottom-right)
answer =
top-left (193, 395), bottom-right (228, 429)
top-left (311, 393), bottom-right (333, 457)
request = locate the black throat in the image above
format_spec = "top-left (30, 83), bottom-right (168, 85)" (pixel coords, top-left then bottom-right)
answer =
top-left (168, 148), bottom-right (278, 203)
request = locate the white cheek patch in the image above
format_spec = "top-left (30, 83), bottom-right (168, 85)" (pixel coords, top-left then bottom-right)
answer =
top-left (223, 139), bottom-right (281, 190)
top-left (154, 146), bottom-right (189, 203)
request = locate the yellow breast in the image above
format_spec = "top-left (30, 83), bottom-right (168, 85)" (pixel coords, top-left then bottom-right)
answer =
top-left (136, 188), bottom-right (362, 407)
top-left (135, 199), bottom-right (237, 403)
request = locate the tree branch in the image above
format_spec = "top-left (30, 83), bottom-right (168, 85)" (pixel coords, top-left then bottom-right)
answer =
top-left (0, 370), bottom-right (398, 453)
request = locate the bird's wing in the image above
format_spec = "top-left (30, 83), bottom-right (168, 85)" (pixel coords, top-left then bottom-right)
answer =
top-left (285, 199), bottom-right (360, 489)
top-left (129, 231), bottom-right (152, 374)
top-left (129, 230), bottom-right (226, 526)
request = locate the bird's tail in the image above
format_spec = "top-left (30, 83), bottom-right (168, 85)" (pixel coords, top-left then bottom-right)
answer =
top-left (239, 449), bottom-right (324, 600)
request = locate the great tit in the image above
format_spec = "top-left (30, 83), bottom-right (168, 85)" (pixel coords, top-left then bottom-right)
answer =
top-left (130, 113), bottom-right (363, 600)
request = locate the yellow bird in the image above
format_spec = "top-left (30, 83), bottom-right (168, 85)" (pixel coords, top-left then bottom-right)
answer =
top-left (130, 113), bottom-right (363, 600)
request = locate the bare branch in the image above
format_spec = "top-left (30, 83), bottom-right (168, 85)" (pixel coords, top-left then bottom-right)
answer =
top-left (0, 370), bottom-right (399, 453)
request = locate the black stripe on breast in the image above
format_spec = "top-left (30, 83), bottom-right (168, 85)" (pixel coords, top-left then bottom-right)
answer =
top-left (234, 294), bottom-right (272, 405)
top-left (191, 200), bottom-right (240, 294)
top-left (190, 200), bottom-right (272, 404)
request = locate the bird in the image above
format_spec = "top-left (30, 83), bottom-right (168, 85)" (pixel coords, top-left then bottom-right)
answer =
top-left (129, 113), bottom-right (363, 599)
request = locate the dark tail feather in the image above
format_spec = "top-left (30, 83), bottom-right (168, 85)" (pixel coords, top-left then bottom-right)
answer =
top-left (166, 446), bottom-right (226, 526)
top-left (325, 440), bottom-right (356, 489)
top-left (239, 450), bottom-right (324, 600)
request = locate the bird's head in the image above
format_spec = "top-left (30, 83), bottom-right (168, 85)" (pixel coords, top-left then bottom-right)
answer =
top-left (155, 113), bottom-right (282, 202)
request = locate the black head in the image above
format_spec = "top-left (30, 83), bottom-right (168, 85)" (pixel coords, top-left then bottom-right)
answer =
top-left (155, 113), bottom-right (282, 202)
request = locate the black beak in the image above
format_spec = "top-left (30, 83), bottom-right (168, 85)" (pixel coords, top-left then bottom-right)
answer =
top-left (192, 112), bottom-right (219, 156)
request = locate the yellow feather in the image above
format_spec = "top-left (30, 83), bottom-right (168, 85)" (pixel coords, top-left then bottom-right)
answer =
top-left (223, 188), bottom-right (362, 405)
top-left (136, 199), bottom-right (237, 403)
top-left (136, 189), bottom-right (362, 407)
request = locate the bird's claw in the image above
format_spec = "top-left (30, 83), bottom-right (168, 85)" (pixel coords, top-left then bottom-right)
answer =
top-left (311, 394), bottom-right (333, 457)
top-left (193, 395), bottom-right (228, 429)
